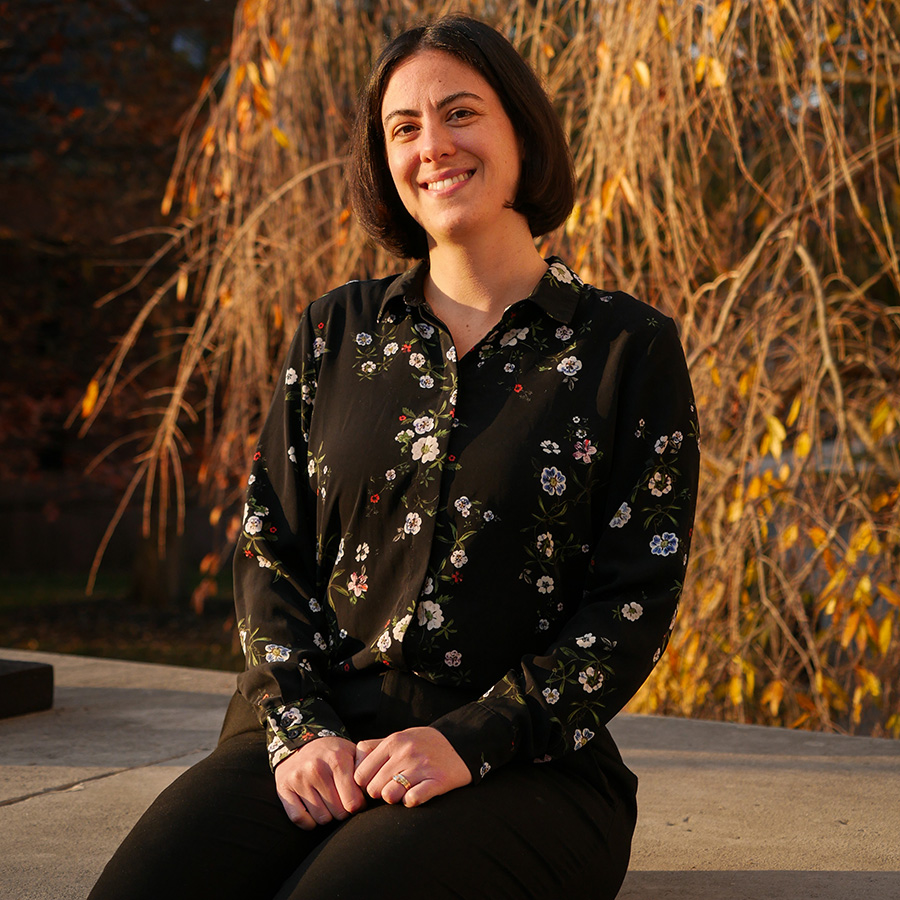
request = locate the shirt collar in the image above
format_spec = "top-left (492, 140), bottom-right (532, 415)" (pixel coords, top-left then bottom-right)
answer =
top-left (378, 256), bottom-right (581, 325)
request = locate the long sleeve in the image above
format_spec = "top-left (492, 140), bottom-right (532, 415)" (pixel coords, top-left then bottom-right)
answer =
top-left (233, 308), bottom-right (348, 769)
top-left (430, 315), bottom-right (699, 779)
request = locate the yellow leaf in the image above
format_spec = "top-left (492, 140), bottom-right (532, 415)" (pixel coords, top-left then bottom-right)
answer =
top-left (786, 396), bottom-right (801, 427)
top-left (878, 583), bottom-right (900, 607)
top-left (779, 522), bottom-right (799, 551)
top-left (778, 462), bottom-right (790, 482)
top-left (633, 59), bottom-right (651, 88)
top-left (855, 666), bottom-right (881, 698)
top-left (710, 0), bottom-right (732, 40)
top-left (272, 125), bottom-right (291, 148)
top-left (761, 680), bottom-right (784, 716)
top-left (841, 610), bottom-right (860, 649)
top-left (808, 526), bottom-right (827, 548)
top-left (871, 397), bottom-right (895, 440)
top-left (728, 674), bottom-right (743, 707)
top-left (262, 58), bottom-right (277, 86)
top-left (746, 476), bottom-right (763, 500)
top-left (695, 54), bottom-right (708, 83)
top-left (878, 613), bottom-right (893, 656)
top-left (795, 431), bottom-right (812, 459)
top-left (281, 44), bottom-right (292, 67)
top-left (565, 203), bottom-right (581, 237)
top-left (596, 41), bottom-right (611, 72)
top-left (767, 414), bottom-right (786, 443)
top-left (161, 177), bottom-right (176, 217)
top-left (707, 58), bottom-right (727, 88)
top-left (852, 575), bottom-right (872, 605)
top-left (81, 379), bottom-right (100, 419)
top-left (246, 61), bottom-right (261, 88)
top-left (612, 73), bottom-right (632, 106)
top-left (826, 23), bottom-right (843, 44)
top-left (658, 12), bottom-right (673, 43)
top-left (176, 268), bottom-right (188, 301)
top-left (542, 42), bottom-right (556, 59)
top-left (726, 499), bottom-right (743, 522)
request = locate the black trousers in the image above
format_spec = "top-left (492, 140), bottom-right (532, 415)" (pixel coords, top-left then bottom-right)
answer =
top-left (88, 675), bottom-right (637, 900)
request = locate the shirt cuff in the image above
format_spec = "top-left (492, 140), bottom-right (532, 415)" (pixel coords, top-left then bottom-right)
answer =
top-left (263, 697), bottom-right (349, 770)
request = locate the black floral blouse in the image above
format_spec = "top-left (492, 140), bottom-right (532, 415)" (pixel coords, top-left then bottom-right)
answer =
top-left (234, 258), bottom-right (700, 781)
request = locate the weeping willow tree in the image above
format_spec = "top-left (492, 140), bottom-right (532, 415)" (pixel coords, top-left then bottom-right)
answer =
top-left (75, 0), bottom-right (900, 735)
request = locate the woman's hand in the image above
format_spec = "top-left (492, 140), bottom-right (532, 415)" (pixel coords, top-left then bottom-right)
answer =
top-left (274, 736), bottom-right (367, 830)
top-left (353, 726), bottom-right (472, 807)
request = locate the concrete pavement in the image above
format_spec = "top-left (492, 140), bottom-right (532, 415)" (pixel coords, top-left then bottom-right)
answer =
top-left (0, 648), bottom-right (897, 899)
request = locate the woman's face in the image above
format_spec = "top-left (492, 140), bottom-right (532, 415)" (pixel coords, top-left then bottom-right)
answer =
top-left (380, 49), bottom-right (523, 250)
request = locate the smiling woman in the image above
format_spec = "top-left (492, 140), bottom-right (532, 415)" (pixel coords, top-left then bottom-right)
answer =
top-left (88, 14), bottom-right (699, 900)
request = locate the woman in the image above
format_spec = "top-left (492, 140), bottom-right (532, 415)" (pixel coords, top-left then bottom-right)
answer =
top-left (89, 14), bottom-right (699, 900)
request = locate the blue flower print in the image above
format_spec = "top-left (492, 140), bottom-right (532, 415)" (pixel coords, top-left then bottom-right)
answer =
top-left (650, 532), bottom-right (679, 556)
top-left (541, 466), bottom-right (567, 495)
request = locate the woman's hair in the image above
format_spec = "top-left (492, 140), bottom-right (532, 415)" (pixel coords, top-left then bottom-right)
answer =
top-left (349, 15), bottom-right (575, 259)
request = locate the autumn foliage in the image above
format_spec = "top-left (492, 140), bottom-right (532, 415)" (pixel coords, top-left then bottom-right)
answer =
top-left (79, 0), bottom-right (900, 736)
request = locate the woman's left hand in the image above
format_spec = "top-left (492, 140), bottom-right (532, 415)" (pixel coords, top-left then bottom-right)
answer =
top-left (354, 726), bottom-right (472, 807)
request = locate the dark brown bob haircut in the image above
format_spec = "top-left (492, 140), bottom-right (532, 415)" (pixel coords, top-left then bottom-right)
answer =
top-left (348, 15), bottom-right (575, 260)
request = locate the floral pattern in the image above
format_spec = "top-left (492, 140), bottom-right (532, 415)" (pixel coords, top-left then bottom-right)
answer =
top-left (233, 258), bottom-right (699, 777)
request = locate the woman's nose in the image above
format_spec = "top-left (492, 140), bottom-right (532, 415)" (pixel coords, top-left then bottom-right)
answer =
top-left (419, 120), bottom-right (455, 162)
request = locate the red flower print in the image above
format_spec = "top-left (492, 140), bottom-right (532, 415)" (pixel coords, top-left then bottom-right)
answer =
top-left (244, 549), bottom-right (254, 558)
top-left (448, 454), bottom-right (456, 462)
top-left (269, 526), bottom-right (277, 533)
top-left (253, 451), bottom-right (261, 461)
top-left (317, 322), bottom-right (324, 329)
top-left (370, 493), bottom-right (380, 503)
top-left (399, 415), bottom-right (407, 421)
top-left (402, 343), bottom-right (412, 353)
top-left (452, 571), bottom-right (463, 583)
top-left (514, 384), bottom-right (523, 393)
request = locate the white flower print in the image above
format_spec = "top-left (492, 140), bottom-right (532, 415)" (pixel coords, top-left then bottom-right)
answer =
top-left (385, 468), bottom-right (396, 481)
top-left (411, 435), bottom-right (439, 463)
top-left (307, 459), bottom-right (316, 477)
top-left (573, 439), bottom-right (596, 463)
top-left (650, 532), bottom-right (679, 556)
top-left (280, 706), bottom-right (303, 727)
top-left (653, 647), bottom-right (662, 663)
top-left (376, 630), bottom-right (392, 653)
top-left (318, 729), bottom-right (338, 738)
top-left (557, 356), bottom-right (582, 376)
top-left (536, 532), bottom-right (554, 558)
top-left (538, 618), bottom-right (550, 631)
top-left (408, 352), bottom-right (426, 368)
top-left (610, 502), bottom-right (631, 528)
top-left (309, 598), bottom-right (321, 612)
top-left (622, 601), bottom-right (644, 621)
top-left (635, 418), bottom-right (645, 437)
top-left (555, 325), bottom-right (573, 341)
top-left (541, 440), bottom-right (560, 454)
top-left (549, 261), bottom-right (574, 283)
top-left (361, 361), bottom-right (376, 374)
top-left (454, 496), bottom-right (472, 517)
top-left (313, 337), bottom-right (325, 358)
top-left (671, 430), bottom-right (684, 448)
top-left (655, 435), bottom-right (669, 454)
top-left (500, 326), bottom-right (529, 347)
top-left (265, 644), bottom-right (291, 663)
top-left (298, 659), bottom-right (312, 672)
top-left (313, 633), bottom-right (327, 651)
top-left (413, 416), bottom-right (435, 434)
top-left (248, 474), bottom-right (256, 485)
top-left (573, 727), bottom-right (595, 750)
top-left (355, 542), bottom-right (369, 562)
top-left (355, 332), bottom-right (373, 346)
top-left (484, 510), bottom-right (495, 521)
top-left (480, 761), bottom-right (491, 778)
top-left (649, 471), bottom-right (673, 496)
top-left (446, 346), bottom-right (457, 362)
top-left (421, 577), bottom-right (434, 595)
top-left (542, 687), bottom-right (560, 705)
top-left (339, 629), bottom-right (347, 640)
top-left (348, 571), bottom-right (368, 598)
top-left (450, 549), bottom-right (468, 568)
top-left (417, 599), bottom-right (444, 630)
top-left (504, 362), bottom-right (516, 373)
top-left (285, 367), bottom-right (298, 385)
top-left (393, 614), bottom-right (412, 641)
top-left (245, 515), bottom-right (263, 535)
top-left (419, 374), bottom-right (435, 389)
top-left (415, 323), bottom-right (435, 339)
top-left (335, 538), bottom-right (345, 564)
top-left (257, 556), bottom-right (272, 568)
top-left (239, 629), bottom-right (249, 654)
top-left (444, 650), bottom-right (462, 667)
top-left (578, 667), bottom-right (604, 693)
top-left (449, 389), bottom-right (458, 406)
top-left (541, 466), bottom-right (567, 495)
top-left (268, 736), bottom-right (285, 755)
top-left (287, 447), bottom-right (296, 465)
top-left (536, 575), bottom-right (554, 594)
top-left (404, 512), bottom-right (422, 536)
top-left (384, 342), bottom-right (399, 356)
top-left (576, 633), bottom-right (596, 648)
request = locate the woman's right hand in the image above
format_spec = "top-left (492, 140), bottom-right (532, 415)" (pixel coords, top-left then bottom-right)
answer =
top-left (274, 736), bottom-right (366, 829)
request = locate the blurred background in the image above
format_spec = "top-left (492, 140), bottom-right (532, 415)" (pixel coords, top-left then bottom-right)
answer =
top-left (2, 0), bottom-right (899, 736)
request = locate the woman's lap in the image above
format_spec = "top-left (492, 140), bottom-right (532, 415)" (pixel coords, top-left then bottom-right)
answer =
top-left (89, 719), bottom-right (635, 900)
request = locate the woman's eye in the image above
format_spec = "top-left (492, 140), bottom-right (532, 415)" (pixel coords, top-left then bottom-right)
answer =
top-left (448, 108), bottom-right (473, 122)
top-left (392, 123), bottom-right (418, 138)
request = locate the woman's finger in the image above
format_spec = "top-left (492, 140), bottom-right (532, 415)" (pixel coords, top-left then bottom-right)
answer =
top-left (276, 786), bottom-right (319, 831)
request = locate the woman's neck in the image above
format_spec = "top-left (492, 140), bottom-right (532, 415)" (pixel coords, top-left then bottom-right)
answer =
top-left (424, 236), bottom-right (547, 357)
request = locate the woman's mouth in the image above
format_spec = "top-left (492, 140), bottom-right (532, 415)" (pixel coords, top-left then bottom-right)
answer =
top-left (423, 171), bottom-right (474, 191)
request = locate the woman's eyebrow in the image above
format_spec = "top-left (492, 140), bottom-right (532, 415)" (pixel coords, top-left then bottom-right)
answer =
top-left (382, 91), bottom-right (485, 126)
